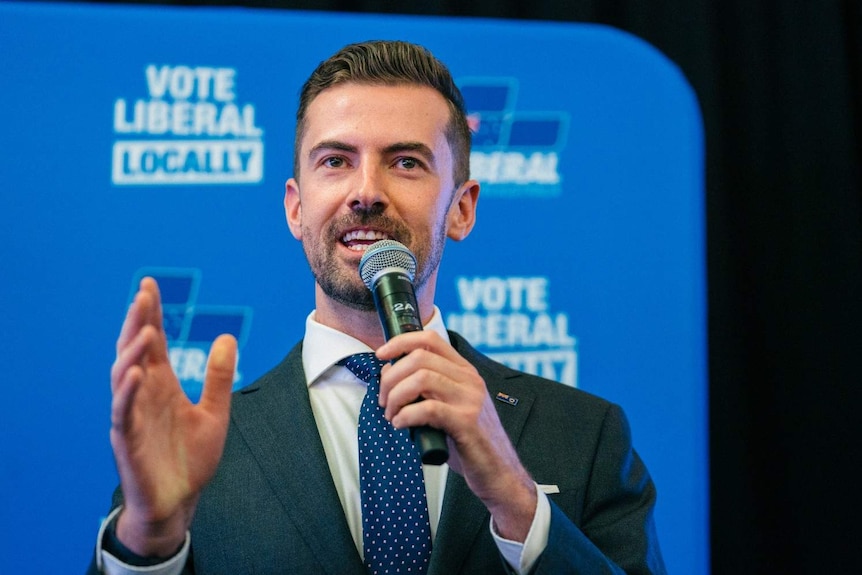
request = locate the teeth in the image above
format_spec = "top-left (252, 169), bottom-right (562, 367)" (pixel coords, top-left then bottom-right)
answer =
top-left (342, 229), bottom-right (391, 244)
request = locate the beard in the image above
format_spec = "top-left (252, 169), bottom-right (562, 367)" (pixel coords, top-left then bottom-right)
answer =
top-left (301, 208), bottom-right (449, 313)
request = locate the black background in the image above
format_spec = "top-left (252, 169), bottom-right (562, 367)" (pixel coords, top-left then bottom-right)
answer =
top-left (58, 1), bottom-right (862, 572)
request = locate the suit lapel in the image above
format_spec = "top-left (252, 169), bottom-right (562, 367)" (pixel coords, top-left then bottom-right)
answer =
top-left (428, 472), bottom-right (488, 575)
top-left (428, 333), bottom-right (537, 574)
top-left (231, 343), bottom-right (366, 575)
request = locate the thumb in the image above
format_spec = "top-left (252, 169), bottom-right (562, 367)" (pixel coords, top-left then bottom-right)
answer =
top-left (199, 334), bottom-right (238, 413)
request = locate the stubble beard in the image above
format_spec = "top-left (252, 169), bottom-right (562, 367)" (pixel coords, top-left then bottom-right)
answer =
top-left (302, 211), bottom-right (448, 313)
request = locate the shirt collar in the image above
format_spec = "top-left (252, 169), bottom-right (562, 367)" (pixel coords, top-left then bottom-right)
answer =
top-left (301, 306), bottom-right (450, 387)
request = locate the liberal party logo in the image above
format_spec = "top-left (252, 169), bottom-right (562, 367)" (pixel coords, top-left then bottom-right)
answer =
top-left (446, 276), bottom-right (578, 387)
top-left (112, 65), bottom-right (263, 185)
top-left (129, 268), bottom-right (253, 401)
top-left (460, 78), bottom-right (569, 198)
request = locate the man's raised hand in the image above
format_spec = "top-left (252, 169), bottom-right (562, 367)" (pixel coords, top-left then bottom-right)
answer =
top-left (110, 277), bottom-right (237, 557)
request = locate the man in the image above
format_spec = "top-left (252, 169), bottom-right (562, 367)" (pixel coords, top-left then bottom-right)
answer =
top-left (88, 40), bottom-right (665, 574)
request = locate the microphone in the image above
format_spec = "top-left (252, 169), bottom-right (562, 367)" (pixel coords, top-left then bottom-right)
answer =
top-left (359, 239), bottom-right (449, 465)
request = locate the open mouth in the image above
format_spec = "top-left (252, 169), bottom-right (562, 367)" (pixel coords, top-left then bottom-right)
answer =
top-left (341, 229), bottom-right (392, 251)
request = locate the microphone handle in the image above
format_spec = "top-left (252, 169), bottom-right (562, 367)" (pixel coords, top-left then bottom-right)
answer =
top-left (411, 425), bottom-right (450, 466)
top-left (373, 271), bottom-right (450, 465)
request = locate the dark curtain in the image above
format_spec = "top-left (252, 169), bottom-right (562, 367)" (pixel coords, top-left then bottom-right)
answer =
top-left (72, 0), bottom-right (862, 571)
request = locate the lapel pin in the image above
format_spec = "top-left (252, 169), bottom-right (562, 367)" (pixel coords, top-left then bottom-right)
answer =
top-left (495, 392), bottom-right (519, 406)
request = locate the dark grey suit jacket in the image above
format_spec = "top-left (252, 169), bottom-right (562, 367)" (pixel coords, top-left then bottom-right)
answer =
top-left (89, 332), bottom-right (665, 574)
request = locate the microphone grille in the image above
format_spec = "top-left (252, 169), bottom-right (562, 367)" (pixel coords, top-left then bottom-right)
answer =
top-left (359, 240), bottom-right (417, 289)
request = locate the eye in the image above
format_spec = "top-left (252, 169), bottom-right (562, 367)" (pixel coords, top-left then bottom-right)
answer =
top-left (322, 156), bottom-right (346, 168)
top-left (395, 157), bottom-right (421, 170)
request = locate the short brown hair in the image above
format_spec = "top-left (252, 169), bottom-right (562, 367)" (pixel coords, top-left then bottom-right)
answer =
top-left (294, 40), bottom-right (472, 187)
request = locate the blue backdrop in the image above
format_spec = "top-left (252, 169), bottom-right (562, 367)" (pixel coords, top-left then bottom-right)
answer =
top-left (0, 2), bottom-right (707, 572)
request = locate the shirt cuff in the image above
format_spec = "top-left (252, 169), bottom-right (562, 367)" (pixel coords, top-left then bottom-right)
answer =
top-left (95, 506), bottom-right (190, 575)
top-left (490, 484), bottom-right (551, 574)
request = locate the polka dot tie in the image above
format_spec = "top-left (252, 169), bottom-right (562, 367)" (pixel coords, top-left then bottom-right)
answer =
top-left (339, 353), bottom-right (432, 575)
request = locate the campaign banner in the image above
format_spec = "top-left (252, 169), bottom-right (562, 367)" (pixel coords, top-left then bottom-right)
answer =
top-left (0, 3), bottom-right (707, 573)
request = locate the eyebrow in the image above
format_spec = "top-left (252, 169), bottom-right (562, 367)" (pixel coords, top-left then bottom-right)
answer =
top-left (308, 140), bottom-right (357, 161)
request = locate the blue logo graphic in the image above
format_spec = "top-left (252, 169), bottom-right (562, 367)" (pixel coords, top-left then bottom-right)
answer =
top-left (460, 78), bottom-right (569, 197)
top-left (129, 268), bottom-right (252, 401)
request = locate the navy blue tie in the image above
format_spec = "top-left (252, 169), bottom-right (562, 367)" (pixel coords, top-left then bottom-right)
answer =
top-left (339, 353), bottom-right (432, 575)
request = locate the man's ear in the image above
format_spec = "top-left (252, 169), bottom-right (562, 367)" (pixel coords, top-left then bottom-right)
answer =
top-left (447, 180), bottom-right (480, 241)
top-left (284, 178), bottom-right (302, 240)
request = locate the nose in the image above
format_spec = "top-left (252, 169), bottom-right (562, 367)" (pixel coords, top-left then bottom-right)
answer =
top-left (349, 162), bottom-right (388, 213)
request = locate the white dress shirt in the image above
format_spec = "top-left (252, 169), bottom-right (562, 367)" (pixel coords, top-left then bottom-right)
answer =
top-left (97, 307), bottom-right (549, 574)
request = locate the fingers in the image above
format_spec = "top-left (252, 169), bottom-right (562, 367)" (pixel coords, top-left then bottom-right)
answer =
top-left (111, 364), bottom-right (145, 433)
top-left (376, 331), bottom-right (483, 431)
top-left (198, 334), bottom-right (237, 417)
top-left (380, 355), bottom-right (455, 420)
top-left (111, 324), bottom-right (158, 394)
top-left (116, 287), bottom-right (150, 356)
top-left (384, 373), bottom-right (483, 433)
top-left (141, 277), bottom-right (166, 339)
top-left (376, 330), bottom-right (461, 365)
top-left (112, 277), bottom-right (236, 417)
top-left (138, 278), bottom-right (170, 364)
top-left (110, 323), bottom-right (171, 432)
top-left (116, 278), bottom-right (166, 359)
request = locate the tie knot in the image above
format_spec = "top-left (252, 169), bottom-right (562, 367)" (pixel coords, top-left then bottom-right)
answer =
top-left (338, 352), bottom-right (384, 384)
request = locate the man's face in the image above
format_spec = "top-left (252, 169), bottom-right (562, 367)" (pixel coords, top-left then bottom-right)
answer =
top-left (285, 83), bottom-right (469, 312)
